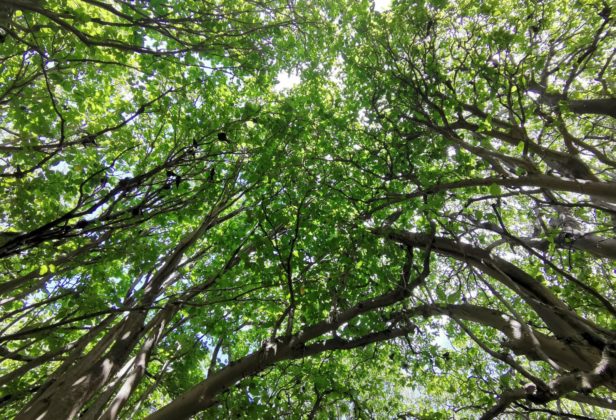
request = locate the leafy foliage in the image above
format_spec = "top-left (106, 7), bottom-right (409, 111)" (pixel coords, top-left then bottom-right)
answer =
top-left (0, 0), bottom-right (615, 419)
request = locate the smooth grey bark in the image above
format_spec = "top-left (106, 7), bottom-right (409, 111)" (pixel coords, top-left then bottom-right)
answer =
top-left (409, 303), bottom-right (602, 371)
top-left (567, 99), bottom-right (616, 118)
top-left (16, 204), bottom-right (231, 420)
top-left (527, 81), bottom-right (616, 118)
top-left (97, 308), bottom-right (173, 420)
top-left (522, 233), bottom-right (616, 260)
top-left (480, 219), bottom-right (616, 260)
top-left (146, 286), bottom-right (415, 419)
top-left (376, 228), bottom-right (613, 349)
top-left (480, 342), bottom-right (616, 419)
top-left (380, 175), bottom-right (616, 205)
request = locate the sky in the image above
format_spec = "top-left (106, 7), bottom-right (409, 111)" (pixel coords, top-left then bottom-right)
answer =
top-left (374, 0), bottom-right (392, 12)
top-left (274, 71), bottom-right (301, 91)
top-left (275, 0), bottom-right (391, 91)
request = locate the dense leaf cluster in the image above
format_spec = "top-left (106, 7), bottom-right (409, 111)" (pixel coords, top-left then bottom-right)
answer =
top-left (0, 0), bottom-right (614, 418)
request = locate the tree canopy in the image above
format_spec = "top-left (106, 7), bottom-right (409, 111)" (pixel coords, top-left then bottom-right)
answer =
top-left (0, 0), bottom-right (615, 418)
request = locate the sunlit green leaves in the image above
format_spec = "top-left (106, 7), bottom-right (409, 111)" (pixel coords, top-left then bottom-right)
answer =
top-left (1, 0), bottom-right (615, 418)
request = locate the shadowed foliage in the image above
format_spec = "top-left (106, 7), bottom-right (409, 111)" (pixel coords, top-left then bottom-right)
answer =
top-left (0, 0), bottom-right (614, 418)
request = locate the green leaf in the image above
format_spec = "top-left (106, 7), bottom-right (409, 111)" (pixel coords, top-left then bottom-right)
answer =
top-left (489, 183), bottom-right (502, 196)
top-left (436, 288), bottom-right (447, 301)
